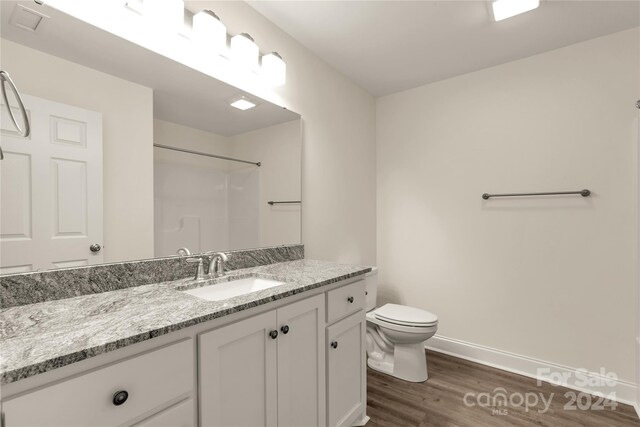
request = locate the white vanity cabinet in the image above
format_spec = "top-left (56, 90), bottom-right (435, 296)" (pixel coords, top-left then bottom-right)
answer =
top-left (199, 294), bottom-right (326, 427)
top-left (133, 398), bottom-right (195, 427)
top-left (276, 294), bottom-right (327, 427)
top-left (326, 281), bottom-right (368, 427)
top-left (327, 313), bottom-right (367, 427)
top-left (1, 339), bottom-right (195, 427)
top-left (198, 310), bottom-right (278, 427)
top-left (1, 277), bottom-right (368, 427)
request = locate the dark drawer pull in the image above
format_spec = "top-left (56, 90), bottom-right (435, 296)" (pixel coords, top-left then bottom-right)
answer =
top-left (269, 330), bottom-right (278, 339)
top-left (281, 325), bottom-right (290, 334)
top-left (347, 296), bottom-right (354, 303)
top-left (112, 390), bottom-right (128, 406)
top-left (331, 341), bottom-right (338, 349)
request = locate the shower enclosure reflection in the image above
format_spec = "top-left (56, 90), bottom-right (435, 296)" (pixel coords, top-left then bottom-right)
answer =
top-left (154, 155), bottom-right (261, 257)
top-left (153, 118), bottom-right (301, 257)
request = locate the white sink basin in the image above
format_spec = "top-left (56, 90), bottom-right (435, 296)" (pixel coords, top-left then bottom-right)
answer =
top-left (183, 277), bottom-right (285, 302)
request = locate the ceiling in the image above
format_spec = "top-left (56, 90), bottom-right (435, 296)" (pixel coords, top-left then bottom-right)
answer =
top-left (248, 1), bottom-right (640, 97)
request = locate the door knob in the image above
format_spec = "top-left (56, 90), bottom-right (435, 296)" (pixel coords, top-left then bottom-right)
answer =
top-left (269, 330), bottom-right (278, 339)
top-left (331, 341), bottom-right (338, 349)
top-left (280, 325), bottom-right (290, 334)
top-left (90, 243), bottom-right (101, 253)
top-left (347, 296), bottom-right (354, 303)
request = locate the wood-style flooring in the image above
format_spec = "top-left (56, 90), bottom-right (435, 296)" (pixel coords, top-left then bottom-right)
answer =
top-left (367, 351), bottom-right (639, 427)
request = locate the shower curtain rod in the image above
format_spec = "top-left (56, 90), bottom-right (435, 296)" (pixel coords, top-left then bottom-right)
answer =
top-left (153, 143), bottom-right (261, 167)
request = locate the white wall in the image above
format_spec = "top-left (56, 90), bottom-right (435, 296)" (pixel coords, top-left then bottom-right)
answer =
top-left (154, 119), bottom-right (232, 161)
top-left (1, 39), bottom-right (154, 263)
top-left (231, 120), bottom-right (302, 247)
top-left (187, 1), bottom-right (377, 265)
top-left (377, 28), bottom-right (639, 381)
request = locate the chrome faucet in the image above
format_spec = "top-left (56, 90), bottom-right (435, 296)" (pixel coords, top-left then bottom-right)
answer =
top-left (185, 251), bottom-right (228, 281)
top-left (206, 252), bottom-right (229, 278)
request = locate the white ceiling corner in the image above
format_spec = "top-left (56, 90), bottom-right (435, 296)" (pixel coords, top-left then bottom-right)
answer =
top-left (247, 1), bottom-right (640, 97)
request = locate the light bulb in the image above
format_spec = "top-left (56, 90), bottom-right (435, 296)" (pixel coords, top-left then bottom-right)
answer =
top-left (261, 52), bottom-right (286, 86)
top-left (231, 33), bottom-right (259, 71)
top-left (228, 95), bottom-right (257, 110)
top-left (230, 98), bottom-right (256, 110)
top-left (492, 0), bottom-right (540, 21)
top-left (144, 0), bottom-right (184, 33)
top-left (193, 10), bottom-right (227, 54)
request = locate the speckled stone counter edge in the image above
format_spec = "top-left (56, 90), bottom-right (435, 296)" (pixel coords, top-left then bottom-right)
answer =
top-left (0, 244), bottom-right (304, 308)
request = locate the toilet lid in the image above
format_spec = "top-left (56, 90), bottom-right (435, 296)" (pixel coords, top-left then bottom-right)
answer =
top-left (374, 304), bottom-right (438, 326)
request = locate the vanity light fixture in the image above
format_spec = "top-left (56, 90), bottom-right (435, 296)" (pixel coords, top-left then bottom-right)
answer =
top-left (230, 33), bottom-right (260, 70)
top-left (123, 2), bottom-right (288, 86)
top-left (192, 10), bottom-right (227, 53)
top-left (261, 52), bottom-right (286, 86)
top-left (125, 0), bottom-right (144, 15)
top-left (142, 0), bottom-right (185, 33)
top-left (491, 0), bottom-right (540, 21)
top-left (229, 95), bottom-right (257, 111)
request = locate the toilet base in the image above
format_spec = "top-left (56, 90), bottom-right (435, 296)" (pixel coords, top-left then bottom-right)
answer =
top-left (367, 342), bottom-right (428, 382)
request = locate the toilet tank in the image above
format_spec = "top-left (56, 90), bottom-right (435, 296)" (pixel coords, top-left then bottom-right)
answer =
top-left (364, 267), bottom-right (378, 311)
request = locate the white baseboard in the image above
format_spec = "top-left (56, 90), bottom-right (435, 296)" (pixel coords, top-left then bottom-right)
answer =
top-left (636, 337), bottom-right (640, 417)
top-left (351, 415), bottom-right (370, 426)
top-left (426, 335), bottom-right (638, 407)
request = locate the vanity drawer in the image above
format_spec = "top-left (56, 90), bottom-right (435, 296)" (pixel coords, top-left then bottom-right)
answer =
top-left (3, 339), bottom-right (194, 427)
top-left (133, 398), bottom-right (195, 427)
top-left (326, 280), bottom-right (365, 324)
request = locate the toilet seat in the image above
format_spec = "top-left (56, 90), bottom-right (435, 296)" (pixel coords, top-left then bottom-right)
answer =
top-left (367, 311), bottom-right (438, 335)
top-left (373, 304), bottom-right (438, 327)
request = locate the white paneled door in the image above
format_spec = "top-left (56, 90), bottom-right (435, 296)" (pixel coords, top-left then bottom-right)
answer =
top-left (0, 94), bottom-right (103, 273)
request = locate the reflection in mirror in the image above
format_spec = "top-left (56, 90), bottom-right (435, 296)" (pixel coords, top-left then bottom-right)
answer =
top-left (0, 1), bottom-right (301, 274)
top-left (153, 115), bottom-right (301, 257)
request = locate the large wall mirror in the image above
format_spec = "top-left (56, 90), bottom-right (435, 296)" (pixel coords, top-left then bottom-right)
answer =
top-left (0, 1), bottom-right (302, 274)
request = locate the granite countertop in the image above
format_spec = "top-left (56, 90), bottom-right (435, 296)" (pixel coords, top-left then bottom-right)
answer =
top-left (0, 259), bottom-right (370, 385)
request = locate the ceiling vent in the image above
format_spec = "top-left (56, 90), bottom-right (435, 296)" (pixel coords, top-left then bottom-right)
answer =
top-left (10, 3), bottom-right (49, 32)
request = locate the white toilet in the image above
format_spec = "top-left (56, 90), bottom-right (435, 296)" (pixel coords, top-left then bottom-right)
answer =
top-left (365, 267), bottom-right (438, 382)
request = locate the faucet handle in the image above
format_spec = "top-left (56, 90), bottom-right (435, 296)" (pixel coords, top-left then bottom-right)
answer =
top-left (203, 251), bottom-right (227, 259)
top-left (176, 247), bottom-right (191, 257)
top-left (185, 257), bottom-right (206, 281)
top-left (202, 252), bottom-right (229, 277)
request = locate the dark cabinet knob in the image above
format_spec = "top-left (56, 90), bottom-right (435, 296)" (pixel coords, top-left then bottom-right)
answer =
top-left (331, 341), bottom-right (338, 349)
top-left (347, 296), bottom-right (354, 303)
top-left (112, 390), bottom-right (128, 406)
top-left (269, 330), bottom-right (278, 339)
top-left (280, 325), bottom-right (290, 334)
